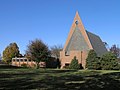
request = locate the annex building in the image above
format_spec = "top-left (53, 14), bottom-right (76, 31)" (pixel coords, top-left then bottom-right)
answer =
top-left (60, 11), bottom-right (107, 69)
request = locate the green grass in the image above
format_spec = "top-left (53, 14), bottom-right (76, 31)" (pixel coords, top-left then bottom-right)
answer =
top-left (0, 65), bottom-right (120, 90)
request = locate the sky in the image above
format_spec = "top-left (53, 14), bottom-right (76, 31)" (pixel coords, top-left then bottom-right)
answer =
top-left (0, 0), bottom-right (120, 55)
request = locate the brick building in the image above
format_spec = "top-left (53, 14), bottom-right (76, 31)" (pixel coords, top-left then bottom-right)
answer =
top-left (60, 11), bottom-right (107, 69)
top-left (12, 57), bottom-right (46, 67)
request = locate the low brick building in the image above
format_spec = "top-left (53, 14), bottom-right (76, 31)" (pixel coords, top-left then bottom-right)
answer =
top-left (60, 11), bottom-right (107, 69)
top-left (12, 57), bottom-right (46, 67)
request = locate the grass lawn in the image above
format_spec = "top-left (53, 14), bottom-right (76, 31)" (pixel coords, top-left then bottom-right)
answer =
top-left (0, 65), bottom-right (120, 90)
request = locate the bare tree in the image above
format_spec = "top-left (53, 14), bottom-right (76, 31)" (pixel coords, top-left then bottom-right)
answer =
top-left (50, 45), bottom-right (63, 59)
top-left (110, 44), bottom-right (120, 58)
top-left (50, 45), bottom-right (63, 68)
top-left (0, 53), bottom-right (2, 61)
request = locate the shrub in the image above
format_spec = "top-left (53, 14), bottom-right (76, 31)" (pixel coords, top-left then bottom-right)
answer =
top-left (101, 52), bottom-right (120, 70)
top-left (21, 63), bottom-right (28, 68)
top-left (86, 50), bottom-right (100, 70)
top-left (69, 56), bottom-right (79, 70)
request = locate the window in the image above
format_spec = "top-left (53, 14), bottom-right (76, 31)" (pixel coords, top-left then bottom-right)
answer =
top-left (24, 59), bottom-right (27, 62)
top-left (17, 59), bottom-right (19, 62)
top-left (20, 59), bottom-right (23, 62)
top-left (12, 59), bottom-right (15, 62)
top-left (28, 60), bottom-right (31, 62)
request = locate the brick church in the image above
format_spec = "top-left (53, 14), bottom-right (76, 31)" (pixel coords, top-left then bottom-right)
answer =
top-left (60, 11), bottom-right (107, 69)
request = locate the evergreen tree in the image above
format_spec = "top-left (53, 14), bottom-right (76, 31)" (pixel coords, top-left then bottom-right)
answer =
top-left (86, 50), bottom-right (100, 69)
top-left (101, 52), bottom-right (120, 70)
top-left (69, 56), bottom-right (79, 70)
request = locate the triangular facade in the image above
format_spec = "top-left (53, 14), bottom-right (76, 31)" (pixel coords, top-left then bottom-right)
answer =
top-left (60, 11), bottom-right (107, 69)
top-left (63, 11), bottom-right (93, 52)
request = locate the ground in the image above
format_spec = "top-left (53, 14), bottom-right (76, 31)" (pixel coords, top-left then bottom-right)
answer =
top-left (0, 65), bottom-right (120, 90)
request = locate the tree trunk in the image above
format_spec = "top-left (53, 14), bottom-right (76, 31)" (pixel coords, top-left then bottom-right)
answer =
top-left (36, 62), bottom-right (39, 69)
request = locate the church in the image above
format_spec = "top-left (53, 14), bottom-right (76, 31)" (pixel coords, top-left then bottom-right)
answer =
top-left (60, 11), bottom-right (107, 69)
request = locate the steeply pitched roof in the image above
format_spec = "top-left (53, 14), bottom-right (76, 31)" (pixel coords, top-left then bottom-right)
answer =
top-left (63, 11), bottom-right (107, 56)
top-left (86, 31), bottom-right (108, 56)
top-left (65, 25), bottom-right (89, 55)
top-left (63, 11), bottom-right (93, 51)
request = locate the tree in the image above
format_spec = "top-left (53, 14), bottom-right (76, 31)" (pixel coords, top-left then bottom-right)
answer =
top-left (101, 52), bottom-right (120, 70)
top-left (86, 50), bottom-right (101, 70)
top-left (110, 44), bottom-right (120, 58)
top-left (0, 53), bottom-right (2, 61)
top-left (69, 56), bottom-right (80, 70)
top-left (3, 43), bottom-right (20, 64)
top-left (26, 39), bottom-right (50, 69)
top-left (50, 45), bottom-right (62, 68)
top-left (50, 45), bottom-right (63, 59)
top-left (0, 54), bottom-right (2, 60)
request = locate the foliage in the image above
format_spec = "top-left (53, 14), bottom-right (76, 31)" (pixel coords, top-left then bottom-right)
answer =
top-left (26, 39), bottom-right (50, 69)
top-left (86, 50), bottom-right (120, 70)
top-left (110, 44), bottom-right (120, 58)
top-left (21, 63), bottom-right (28, 68)
top-left (101, 52), bottom-right (120, 70)
top-left (86, 50), bottom-right (100, 70)
top-left (56, 58), bottom-right (61, 68)
top-left (50, 45), bottom-right (63, 59)
top-left (46, 57), bottom-right (61, 69)
top-left (2, 43), bottom-right (20, 64)
top-left (63, 65), bottom-right (69, 69)
top-left (30, 63), bottom-right (36, 68)
top-left (50, 45), bottom-right (62, 68)
top-left (0, 54), bottom-right (2, 60)
top-left (69, 56), bottom-right (80, 69)
top-left (46, 57), bottom-right (57, 68)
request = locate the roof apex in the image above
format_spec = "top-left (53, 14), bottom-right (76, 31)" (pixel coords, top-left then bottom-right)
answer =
top-left (63, 11), bottom-right (93, 51)
top-left (76, 11), bottom-right (79, 15)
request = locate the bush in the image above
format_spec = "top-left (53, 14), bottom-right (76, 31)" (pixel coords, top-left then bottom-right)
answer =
top-left (101, 52), bottom-right (120, 70)
top-left (63, 65), bottom-right (69, 69)
top-left (86, 50), bottom-right (100, 70)
top-left (21, 63), bottom-right (28, 68)
top-left (69, 56), bottom-right (79, 70)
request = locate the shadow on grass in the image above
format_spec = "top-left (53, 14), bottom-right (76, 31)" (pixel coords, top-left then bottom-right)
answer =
top-left (80, 72), bottom-right (120, 90)
top-left (0, 64), bottom-right (22, 69)
top-left (43, 69), bottom-right (77, 73)
top-left (0, 68), bottom-right (120, 90)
